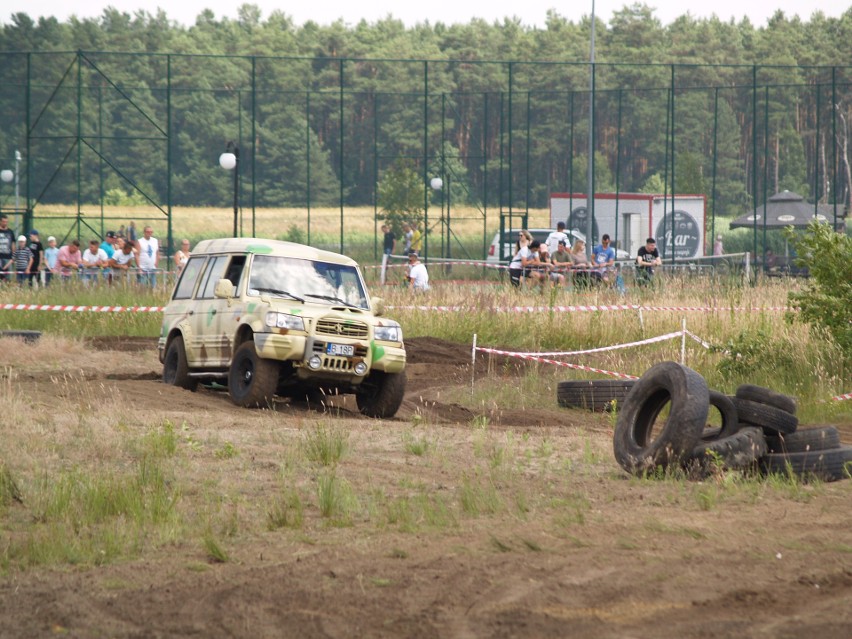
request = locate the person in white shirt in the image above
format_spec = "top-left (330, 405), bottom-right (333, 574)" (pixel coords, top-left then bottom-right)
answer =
top-left (137, 225), bottom-right (159, 287)
top-left (81, 239), bottom-right (108, 286)
top-left (109, 240), bottom-right (138, 283)
top-left (406, 252), bottom-right (429, 292)
top-left (545, 221), bottom-right (570, 256)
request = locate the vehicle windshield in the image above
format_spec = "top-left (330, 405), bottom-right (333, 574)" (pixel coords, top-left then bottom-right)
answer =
top-left (247, 255), bottom-right (369, 309)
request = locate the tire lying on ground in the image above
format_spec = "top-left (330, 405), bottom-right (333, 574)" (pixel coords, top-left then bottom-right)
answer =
top-left (765, 425), bottom-right (841, 454)
top-left (688, 426), bottom-right (767, 475)
top-left (557, 379), bottom-right (637, 412)
top-left (704, 391), bottom-right (740, 440)
top-left (0, 329), bottom-right (42, 343)
top-left (734, 398), bottom-right (799, 436)
top-left (613, 361), bottom-right (709, 475)
top-left (735, 384), bottom-right (797, 415)
top-left (760, 446), bottom-right (852, 482)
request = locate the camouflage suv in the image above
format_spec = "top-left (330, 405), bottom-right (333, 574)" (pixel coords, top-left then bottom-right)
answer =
top-left (158, 238), bottom-right (406, 417)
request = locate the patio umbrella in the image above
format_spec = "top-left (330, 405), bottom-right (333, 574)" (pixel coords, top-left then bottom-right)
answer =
top-left (729, 190), bottom-right (833, 230)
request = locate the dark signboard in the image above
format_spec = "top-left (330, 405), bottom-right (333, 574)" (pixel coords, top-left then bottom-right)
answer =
top-left (654, 209), bottom-right (701, 259)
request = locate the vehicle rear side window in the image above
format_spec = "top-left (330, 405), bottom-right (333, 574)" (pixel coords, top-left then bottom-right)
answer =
top-left (172, 256), bottom-right (205, 300)
top-left (198, 256), bottom-right (231, 299)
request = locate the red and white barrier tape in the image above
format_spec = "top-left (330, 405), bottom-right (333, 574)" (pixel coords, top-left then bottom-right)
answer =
top-left (388, 304), bottom-right (788, 313)
top-left (475, 346), bottom-right (639, 380)
top-left (0, 304), bottom-right (165, 313)
top-left (832, 392), bottom-right (852, 402)
top-left (476, 331), bottom-right (684, 358)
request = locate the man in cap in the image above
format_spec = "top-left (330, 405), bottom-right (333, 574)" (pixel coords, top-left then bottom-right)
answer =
top-left (636, 237), bottom-right (662, 286)
top-left (27, 230), bottom-right (44, 287)
top-left (0, 214), bottom-right (15, 281)
top-left (406, 251), bottom-right (430, 292)
top-left (100, 231), bottom-right (117, 285)
top-left (13, 235), bottom-right (33, 285)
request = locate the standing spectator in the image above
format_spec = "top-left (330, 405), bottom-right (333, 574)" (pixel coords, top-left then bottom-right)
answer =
top-left (380, 225), bottom-right (395, 285)
top-left (100, 231), bottom-right (117, 285)
top-left (127, 220), bottom-right (138, 243)
top-left (26, 230), bottom-right (44, 287)
top-left (406, 251), bottom-right (429, 292)
top-left (550, 239), bottom-right (572, 286)
top-left (81, 239), bottom-right (108, 286)
top-left (636, 237), bottom-right (662, 286)
top-left (508, 233), bottom-right (530, 288)
top-left (410, 223), bottom-right (422, 253)
top-left (13, 236), bottom-right (32, 285)
top-left (713, 234), bottom-right (724, 256)
top-left (0, 214), bottom-right (15, 282)
top-left (137, 226), bottom-right (159, 287)
top-left (44, 236), bottom-right (59, 286)
top-left (173, 239), bottom-right (191, 274)
top-left (545, 221), bottom-right (569, 256)
top-left (109, 239), bottom-right (137, 282)
top-left (401, 222), bottom-right (413, 254)
top-left (592, 234), bottom-right (616, 283)
top-left (57, 239), bottom-right (83, 281)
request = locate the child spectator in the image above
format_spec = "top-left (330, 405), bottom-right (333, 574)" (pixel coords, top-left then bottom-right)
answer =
top-left (44, 236), bottom-right (59, 286)
top-left (13, 235), bottom-right (32, 285)
top-left (27, 230), bottom-right (44, 287)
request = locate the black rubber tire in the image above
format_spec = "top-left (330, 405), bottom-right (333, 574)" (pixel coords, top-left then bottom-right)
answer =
top-left (734, 398), bottom-right (798, 435)
top-left (163, 335), bottom-right (198, 392)
top-left (765, 425), bottom-right (842, 454)
top-left (688, 427), bottom-right (767, 475)
top-left (228, 341), bottom-right (279, 408)
top-left (0, 329), bottom-right (42, 343)
top-left (356, 370), bottom-right (406, 418)
top-left (557, 380), bottom-right (637, 412)
top-left (760, 445), bottom-right (852, 483)
top-left (707, 390), bottom-right (740, 440)
top-left (613, 361), bottom-right (709, 475)
top-left (735, 384), bottom-right (797, 415)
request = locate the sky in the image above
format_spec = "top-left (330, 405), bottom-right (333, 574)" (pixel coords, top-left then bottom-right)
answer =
top-left (2, 1), bottom-right (845, 29)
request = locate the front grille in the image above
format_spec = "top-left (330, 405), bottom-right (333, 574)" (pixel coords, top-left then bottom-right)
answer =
top-left (316, 318), bottom-right (369, 339)
top-left (311, 341), bottom-right (369, 373)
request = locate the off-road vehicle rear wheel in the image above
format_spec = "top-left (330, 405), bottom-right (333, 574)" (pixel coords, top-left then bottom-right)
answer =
top-left (163, 335), bottom-right (198, 392)
top-left (228, 341), bottom-right (279, 408)
top-left (356, 370), bottom-right (406, 418)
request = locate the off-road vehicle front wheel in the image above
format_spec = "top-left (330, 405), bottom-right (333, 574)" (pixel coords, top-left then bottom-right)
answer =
top-left (228, 341), bottom-right (279, 408)
top-left (356, 370), bottom-right (406, 418)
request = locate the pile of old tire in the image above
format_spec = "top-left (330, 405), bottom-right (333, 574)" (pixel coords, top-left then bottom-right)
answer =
top-left (612, 362), bottom-right (852, 482)
top-left (556, 379), bottom-right (636, 412)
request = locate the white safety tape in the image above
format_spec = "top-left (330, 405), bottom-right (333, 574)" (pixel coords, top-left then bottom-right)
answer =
top-left (0, 304), bottom-right (166, 312)
top-left (388, 304), bottom-right (788, 313)
top-left (476, 331), bottom-right (684, 358)
top-left (475, 346), bottom-right (639, 380)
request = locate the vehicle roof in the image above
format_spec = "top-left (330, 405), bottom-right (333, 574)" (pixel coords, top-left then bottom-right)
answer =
top-left (192, 238), bottom-right (359, 267)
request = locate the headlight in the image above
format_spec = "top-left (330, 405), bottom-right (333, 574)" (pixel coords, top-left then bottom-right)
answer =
top-left (265, 312), bottom-right (305, 331)
top-left (374, 322), bottom-right (402, 342)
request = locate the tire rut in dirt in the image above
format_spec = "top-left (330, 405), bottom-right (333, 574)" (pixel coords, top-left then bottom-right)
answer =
top-left (557, 380), bottom-right (636, 412)
top-left (735, 384), bottom-right (797, 415)
top-left (734, 398), bottom-right (798, 435)
top-left (613, 362), bottom-right (708, 475)
top-left (688, 427), bottom-right (767, 476)
top-left (765, 425), bottom-right (842, 455)
top-left (760, 446), bottom-right (852, 482)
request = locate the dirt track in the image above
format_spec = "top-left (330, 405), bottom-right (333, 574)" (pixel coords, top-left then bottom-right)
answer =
top-left (0, 335), bottom-right (850, 638)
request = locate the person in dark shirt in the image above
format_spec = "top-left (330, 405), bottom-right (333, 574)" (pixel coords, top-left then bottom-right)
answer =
top-left (27, 230), bottom-right (44, 287)
top-left (0, 214), bottom-right (16, 281)
top-left (380, 224), bottom-right (396, 285)
top-left (636, 237), bottom-right (662, 286)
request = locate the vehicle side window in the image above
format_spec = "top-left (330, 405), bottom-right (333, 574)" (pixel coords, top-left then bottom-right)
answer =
top-left (198, 256), bottom-right (230, 299)
top-left (225, 255), bottom-right (246, 289)
top-left (172, 256), bottom-right (206, 300)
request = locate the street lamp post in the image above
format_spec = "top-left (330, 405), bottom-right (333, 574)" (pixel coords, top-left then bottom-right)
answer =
top-left (219, 142), bottom-right (240, 238)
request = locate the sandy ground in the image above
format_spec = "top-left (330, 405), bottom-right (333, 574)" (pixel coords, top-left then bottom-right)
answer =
top-left (0, 335), bottom-right (850, 638)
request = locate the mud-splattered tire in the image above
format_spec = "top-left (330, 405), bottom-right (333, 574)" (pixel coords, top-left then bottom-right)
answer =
top-left (760, 446), bottom-right (852, 483)
top-left (688, 426), bottom-right (767, 475)
top-left (766, 425), bottom-right (841, 454)
top-left (556, 380), bottom-right (637, 412)
top-left (228, 341), bottom-right (279, 408)
top-left (613, 361), bottom-right (708, 475)
top-left (356, 370), bottom-right (406, 418)
top-left (163, 335), bottom-right (198, 392)
top-left (734, 398), bottom-right (798, 435)
top-left (735, 384), bottom-right (797, 415)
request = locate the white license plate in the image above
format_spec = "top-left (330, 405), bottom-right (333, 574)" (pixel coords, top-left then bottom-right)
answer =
top-left (326, 343), bottom-right (355, 357)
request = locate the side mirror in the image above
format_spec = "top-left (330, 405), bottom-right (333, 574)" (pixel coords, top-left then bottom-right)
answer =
top-left (371, 296), bottom-right (384, 316)
top-left (214, 279), bottom-right (235, 299)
